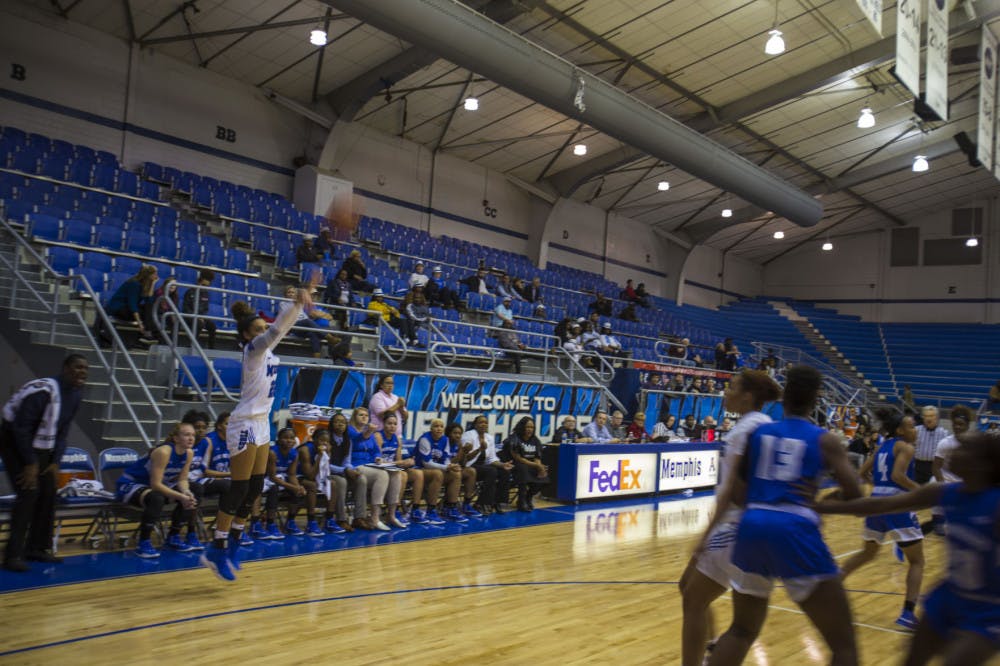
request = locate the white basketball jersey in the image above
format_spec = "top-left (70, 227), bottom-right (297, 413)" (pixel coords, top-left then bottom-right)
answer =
top-left (230, 302), bottom-right (301, 421)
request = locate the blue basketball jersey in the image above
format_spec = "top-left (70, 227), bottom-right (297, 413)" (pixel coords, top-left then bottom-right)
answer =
top-left (348, 426), bottom-right (380, 466)
top-left (941, 483), bottom-right (1000, 602)
top-left (187, 437), bottom-right (210, 482)
top-left (119, 444), bottom-right (188, 488)
top-left (745, 417), bottom-right (826, 507)
top-left (271, 444), bottom-right (298, 476)
top-left (414, 432), bottom-right (453, 468)
top-left (206, 431), bottom-right (230, 473)
top-left (380, 432), bottom-right (400, 458)
top-left (871, 437), bottom-right (913, 496)
top-left (297, 441), bottom-right (316, 477)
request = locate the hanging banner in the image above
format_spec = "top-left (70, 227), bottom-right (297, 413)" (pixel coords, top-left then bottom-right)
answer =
top-left (925, 0), bottom-right (949, 120)
top-left (855, 0), bottom-right (883, 35)
top-left (895, 0), bottom-right (922, 97)
top-left (979, 26), bottom-right (998, 172)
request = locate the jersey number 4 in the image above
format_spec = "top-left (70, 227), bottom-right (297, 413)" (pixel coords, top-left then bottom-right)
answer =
top-left (876, 452), bottom-right (890, 483)
top-left (755, 436), bottom-right (807, 481)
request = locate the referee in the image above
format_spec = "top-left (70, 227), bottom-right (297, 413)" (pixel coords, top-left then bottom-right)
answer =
top-left (913, 405), bottom-right (949, 484)
top-left (0, 354), bottom-right (87, 572)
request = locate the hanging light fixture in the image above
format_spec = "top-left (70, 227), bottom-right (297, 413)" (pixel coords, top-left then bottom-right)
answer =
top-left (310, 29), bottom-right (327, 46)
top-left (463, 96), bottom-right (479, 111)
top-left (573, 144), bottom-right (587, 156)
top-left (657, 181), bottom-right (670, 191)
top-left (822, 240), bottom-right (833, 251)
top-left (857, 107), bottom-right (875, 129)
top-left (966, 237), bottom-right (979, 247)
top-left (912, 155), bottom-right (929, 172)
top-left (764, 1), bottom-right (785, 55)
top-left (773, 230), bottom-right (785, 239)
top-left (721, 208), bottom-right (733, 218)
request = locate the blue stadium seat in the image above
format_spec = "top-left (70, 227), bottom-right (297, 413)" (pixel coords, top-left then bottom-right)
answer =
top-left (47, 246), bottom-right (80, 274)
top-left (116, 170), bottom-right (139, 196)
top-left (154, 236), bottom-right (179, 260)
top-left (94, 226), bottom-right (124, 251)
top-left (113, 257), bottom-right (142, 275)
top-left (75, 267), bottom-right (106, 296)
top-left (225, 249), bottom-right (249, 271)
top-left (27, 213), bottom-right (62, 242)
top-left (125, 232), bottom-right (152, 255)
top-left (63, 221), bottom-right (93, 245)
top-left (81, 251), bottom-right (114, 273)
top-left (203, 245), bottom-right (224, 267)
top-left (177, 243), bottom-right (202, 264)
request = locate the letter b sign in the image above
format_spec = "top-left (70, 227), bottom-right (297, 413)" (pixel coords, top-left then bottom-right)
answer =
top-left (216, 126), bottom-right (237, 143)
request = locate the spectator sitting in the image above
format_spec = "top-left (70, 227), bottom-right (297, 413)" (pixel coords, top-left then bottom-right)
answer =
top-left (496, 320), bottom-right (526, 374)
top-left (402, 286), bottom-right (430, 346)
top-left (280, 285), bottom-right (337, 359)
top-left (645, 373), bottom-right (664, 390)
top-left (408, 260), bottom-right (429, 289)
top-left (582, 410), bottom-right (619, 443)
top-left (505, 417), bottom-right (549, 512)
top-left (618, 301), bottom-right (640, 322)
top-left (413, 420), bottom-right (470, 522)
top-left (426, 266), bottom-right (462, 310)
top-left (621, 279), bottom-right (638, 302)
top-left (702, 415), bottom-right (717, 441)
top-left (460, 414), bottom-right (513, 514)
top-left (717, 416), bottom-right (734, 437)
top-left (634, 282), bottom-right (651, 308)
top-left (598, 322), bottom-right (625, 357)
top-left (668, 338), bottom-right (688, 360)
top-left (723, 338), bottom-right (739, 371)
top-left (714, 342), bottom-right (727, 369)
top-left (301, 428), bottom-right (348, 534)
top-left (296, 236), bottom-right (319, 265)
top-left (563, 323), bottom-right (584, 357)
top-left (588, 293), bottom-right (613, 317)
top-left (532, 298), bottom-right (547, 319)
top-left (668, 373), bottom-right (687, 392)
top-left (366, 288), bottom-right (412, 339)
top-left (181, 268), bottom-right (219, 349)
top-left (459, 268), bottom-right (491, 295)
top-left (492, 294), bottom-right (515, 329)
top-left (551, 416), bottom-right (592, 443)
top-left (325, 268), bottom-right (358, 330)
top-left (150, 275), bottom-right (179, 339)
top-left (580, 321), bottom-right (602, 351)
top-left (496, 275), bottom-right (522, 301)
top-left (680, 414), bottom-right (702, 440)
top-left (554, 316), bottom-right (574, 344)
top-left (94, 264), bottom-right (158, 345)
top-left (609, 410), bottom-right (628, 440)
top-left (651, 413), bottom-right (678, 442)
top-left (340, 249), bottom-right (375, 292)
top-left (315, 228), bottom-right (334, 258)
top-left (626, 412), bottom-right (649, 442)
top-left (520, 277), bottom-right (543, 303)
top-left (688, 377), bottom-right (707, 394)
top-left (846, 425), bottom-right (873, 469)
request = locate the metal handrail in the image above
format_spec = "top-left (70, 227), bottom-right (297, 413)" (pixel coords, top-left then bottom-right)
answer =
top-left (0, 218), bottom-right (162, 447)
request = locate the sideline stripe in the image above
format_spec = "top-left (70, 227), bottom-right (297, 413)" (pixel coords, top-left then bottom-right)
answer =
top-left (0, 580), bottom-right (678, 657)
top-left (767, 604), bottom-right (910, 636)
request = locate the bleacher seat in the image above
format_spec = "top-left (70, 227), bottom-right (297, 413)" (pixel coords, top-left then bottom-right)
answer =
top-left (47, 246), bottom-right (80, 274)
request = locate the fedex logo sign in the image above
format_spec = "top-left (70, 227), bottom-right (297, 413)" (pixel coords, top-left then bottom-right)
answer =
top-left (576, 454), bottom-right (657, 499)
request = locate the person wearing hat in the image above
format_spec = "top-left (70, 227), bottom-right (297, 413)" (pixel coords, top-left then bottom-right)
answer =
top-left (599, 321), bottom-right (624, 357)
top-left (408, 261), bottom-right (429, 289)
top-left (492, 295), bottom-right (515, 329)
top-left (366, 288), bottom-right (412, 340)
top-left (425, 265), bottom-right (461, 310)
top-left (532, 297), bottom-right (547, 319)
top-left (562, 322), bottom-right (584, 356)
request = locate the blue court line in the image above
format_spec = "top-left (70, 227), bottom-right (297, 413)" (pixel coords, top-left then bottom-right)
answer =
top-left (0, 580), bottom-right (678, 657)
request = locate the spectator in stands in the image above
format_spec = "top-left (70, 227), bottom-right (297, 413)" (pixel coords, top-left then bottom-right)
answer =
top-left (295, 236), bottom-right (319, 265)
top-left (652, 413), bottom-right (678, 442)
top-left (717, 416), bottom-right (734, 438)
top-left (413, 420), bottom-right (468, 522)
top-left (492, 295), bottom-right (515, 329)
top-left (150, 275), bottom-right (180, 339)
top-left (589, 293), bottom-right (613, 317)
top-left (563, 322), bottom-right (584, 358)
top-left (315, 228), bottom-right (335, 258)
top-left (581, 321), bottom-right (602, 352)
top-left (533, 298), bottom-right (547, 319)
top-left (426, 266), bottom-right (461, 310)
top-left (847, 424), bottom-right (873, 469)
top-left (496, 275), bottom-right (521, 301)
top-left (627, 412), bottom-right (649, 442)
top-left (408, 261), bottom-right (429, 289)
top-left (582, 411), bottom-right (619, 443)
top-left (1, 354), bottom-right (87, 570)
top-left (618, 301), bottom-right (640, 322)
top-left (598, 322), bottom-right (625, 357)
top-left (554, 316), bottom-right (574, 344)
top-left (902, 384), bottom-right (914, 408)
top-left (634, 283), bottom-right (651, 308)
top-left (723, 338), bottom-right (740, 371)
top-left (497, 320), bottom-right (526, 374)
top-left (914, 405), bottom-right (950, 484)
top-left (551, 416), bottom-right (592, 443)
top-left (402, 286), bottom-right (430, 346)
top-left (280, 285), bottom-right (334, 358)
top-left (714, 342), bottom-right (727, 369)
top-left (341, 249), bottom-right (375, 293)
top-left (644, 373), bottom-right (664, 390)
top-left (510, 277), bottom-right (528, 300)
top-left (702, 415), bottom-right (717, 441)
top-left (505, 417), bottom-right (548, 512)
top-left (325, 268), bottom-right (358, 330)
top-left (348, 407), bottom-right (403, 531)
top-left (680, 414), bottom-right (702, 440)
top-left (181, 269), bottom-right (218, 349)
top-left (669, 338), bottom-right (688, 361)
top-left (326, 413), bottom-right (367, 531)
top-left (688, 377), bottom-right (706, 394)
top-left (368, 374), bottom-right (408, 433)
top-left (621, 279), bottom-right (638, 302)
top-left (521, 277), bottom-right (543, 303)
top-left (669, 374), bottom-right (687, 392)
top-left (460, 268), bottom-right (491, 295)
top-left (609, 410), bottom-right (628, 440)
top-left (460, 415), bottom-right (512, 514)
top-left (366, 288), bottom-right (408, 337)
top-left (95, 264), bottom-right (158, 345)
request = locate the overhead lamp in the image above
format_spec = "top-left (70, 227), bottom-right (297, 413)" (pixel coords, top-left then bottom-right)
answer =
top-left (573, 144), bottom-right (587, 156)
top-left (773, 230), bottom-right (785, 239)
top-left (657, 181), bottom-right (670, 191)
top-left (912, 155), bottom-right (929, 172)
top-left (857, 107), bottom-right (875, 129)
top-left (309, 29), bottom-right (327, 46)
top-left (463, 96), bottom-right (479, 111)
top-left (966, 237), bottom-right (979, 247)
top-left (721, 208), bottom-right (733, 218)
top-left (822, 241), bottom-right (833, 251)
top-left (765, 29), bottom-right (785, 55)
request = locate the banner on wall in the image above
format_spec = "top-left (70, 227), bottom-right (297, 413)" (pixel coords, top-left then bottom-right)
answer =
top-left (895, 0), bottom-right (922, 97)
top-left (925, 0), bottom-right (949, 120)
top-left (855, 0), bottom-right (883, 35)
top-left (979, 26), bottom-right (998, 172)
top-left (269, 368), bottom-right (603, 442)
top-left (642, 391), bottom-right (783, 434)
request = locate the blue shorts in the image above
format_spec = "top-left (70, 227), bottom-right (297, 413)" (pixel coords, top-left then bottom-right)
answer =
top-left (730, 507), bottom-right (838, 603)
top-left (923, 584), bottom-right (1000, 648)
top-left (863, 511), bottom-right (922, 544)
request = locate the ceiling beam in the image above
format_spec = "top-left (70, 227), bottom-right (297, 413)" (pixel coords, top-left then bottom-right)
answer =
top-left (140, 16), bottom-right (346, 46)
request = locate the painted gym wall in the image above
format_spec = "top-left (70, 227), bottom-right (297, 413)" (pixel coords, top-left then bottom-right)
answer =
top-left (0, 4), bottom-right (308, 195)
top-left (763, 203), bottom-right (1000, 323)
top-left (681, 245), bottom-right (763, 309)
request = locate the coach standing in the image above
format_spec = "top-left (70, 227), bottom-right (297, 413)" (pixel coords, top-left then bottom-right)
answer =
top-left (913, 405), bottom-right (949, 484)
top-left (0, 354), bottom-right (88, 571)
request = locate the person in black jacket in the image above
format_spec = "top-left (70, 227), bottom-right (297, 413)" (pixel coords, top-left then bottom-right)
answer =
top-left (426, 266), bottom-right (461, 310)
top-left (295, 237), bottom-right (319, 265)
top-left (0, 354), bottom-right (88, 571)
top-left (340, 250), bottom-right (375, 292)
top-left (504, 416), bottom-right (549, 511)
top-left (182, 269), bottom-right (217, 349)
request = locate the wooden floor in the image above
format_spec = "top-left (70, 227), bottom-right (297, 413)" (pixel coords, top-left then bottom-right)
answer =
top-left (1, 496), bottom-right (997, 666)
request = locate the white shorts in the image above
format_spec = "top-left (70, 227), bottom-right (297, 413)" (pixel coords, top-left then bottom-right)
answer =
top-left (694, 520), bottom-right (740, 589)
top-left (730, 570), bottom-right (838, 604)
top-left (226, 415), bottom-right (272, 457)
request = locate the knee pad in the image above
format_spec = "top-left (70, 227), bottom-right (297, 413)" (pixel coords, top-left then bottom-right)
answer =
top-left (236, 474), bottom-right (265, 518)
top-left (219, 478), bottom-right (250, 515)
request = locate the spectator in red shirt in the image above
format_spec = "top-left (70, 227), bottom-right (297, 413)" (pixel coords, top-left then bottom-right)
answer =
top-left (626, 412), bottom-right (649, 442)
